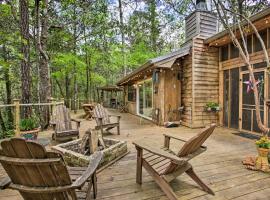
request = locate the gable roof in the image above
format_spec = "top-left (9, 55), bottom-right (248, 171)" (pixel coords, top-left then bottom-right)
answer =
top-left (117, 42), bottom-right (191, 86)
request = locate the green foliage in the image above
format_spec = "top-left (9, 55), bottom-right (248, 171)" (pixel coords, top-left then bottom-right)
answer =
top-left (256, 137), bottom-right (270, 149)
top-left (205, 102), bottom-right (219, 109)
top-left (20, 117), bottom-right (39, 131)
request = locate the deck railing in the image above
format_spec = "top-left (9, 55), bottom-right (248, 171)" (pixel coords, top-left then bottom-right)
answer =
top-left (0, 99), bottom-right (64, 137)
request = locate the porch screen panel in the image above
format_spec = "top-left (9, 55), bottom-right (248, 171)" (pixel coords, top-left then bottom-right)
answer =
top-left (242, 71), bottom-right (264, 133)
top-left (230, 68), bottom-right (239, 129)
top-left (242, 109), bottom-right (252, 131)
top-left (253, 110), bottom-right (264, 133)
top-left (223, 70), bottom-right (229, 127)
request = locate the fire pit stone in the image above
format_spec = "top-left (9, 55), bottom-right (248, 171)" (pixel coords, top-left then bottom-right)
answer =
top-left (52, 137), bottom-right (128, 168)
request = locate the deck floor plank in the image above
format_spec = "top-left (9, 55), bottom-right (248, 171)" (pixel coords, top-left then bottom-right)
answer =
top-left (0, 110), bottom-right (269, 200)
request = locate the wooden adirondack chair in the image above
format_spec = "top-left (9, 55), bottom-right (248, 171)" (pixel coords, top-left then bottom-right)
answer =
top-left (0, 138), bottom-right (103, 200)
top-left (50, 104), bottom-right (81, 141)
top-left (133, 124), bottom-right (216, 200)
top-left (93, 104), bottom-right (121, 135)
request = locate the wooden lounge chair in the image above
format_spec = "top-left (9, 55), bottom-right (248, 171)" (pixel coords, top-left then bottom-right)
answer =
top-left (0, 138), bottom-right (103, 200)
top-left (133, 124), bottom-right (216, 200)
top-left (50, 104), bottom-right (81, 141)
top-left (93, 104), bottom-right (121, 135)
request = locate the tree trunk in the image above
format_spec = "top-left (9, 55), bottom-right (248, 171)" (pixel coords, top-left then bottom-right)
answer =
top-left (38, 0), bottom-right (50, 128)
top-left (0, 111), bottom-right (7, 137)
top-left (149, 0), bottom-right (158, 52)
top-left (19, 0), bottom-right (32, 118)
top-left (118, 0), bottom-right (127, 76)
top-left (3, 45), bottom-right (13, 129)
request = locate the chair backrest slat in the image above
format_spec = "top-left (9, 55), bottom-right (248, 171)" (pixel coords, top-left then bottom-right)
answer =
top-left (52, 105), bottom-right (72, 132)
top-left (93, 104), bottom-right (110, 125)
top-left (163, 124), bottom-right (216, 175)
top-left (0, 138), bottom-right (76, 200)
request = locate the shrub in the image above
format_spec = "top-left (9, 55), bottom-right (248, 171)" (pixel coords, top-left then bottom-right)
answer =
top-left (20, 117), bottom-right (39, 131)
top-left (255, 136), bottom-right (270, 149)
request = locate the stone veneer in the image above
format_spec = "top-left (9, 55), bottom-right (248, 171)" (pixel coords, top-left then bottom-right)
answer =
top-left (52, 138), bottom-right (128, 167)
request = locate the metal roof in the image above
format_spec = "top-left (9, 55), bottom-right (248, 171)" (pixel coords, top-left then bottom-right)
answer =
top-left (117, 42), bottom-right (191, 86)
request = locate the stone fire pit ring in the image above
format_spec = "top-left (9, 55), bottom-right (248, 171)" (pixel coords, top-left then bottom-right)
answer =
top-left (52, 137), bottom-right (128, 169)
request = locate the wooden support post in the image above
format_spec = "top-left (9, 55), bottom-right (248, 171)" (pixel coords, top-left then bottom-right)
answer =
top-left (136, 146), bottom-right (143, 184)
top-left (13, 99), bottom-right (20, 137)
top-left (164, 136), bottom-right (170, 149)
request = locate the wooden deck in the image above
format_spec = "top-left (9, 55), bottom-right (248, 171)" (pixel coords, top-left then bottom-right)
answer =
top-left (0, 110), bottom-right (270, 200)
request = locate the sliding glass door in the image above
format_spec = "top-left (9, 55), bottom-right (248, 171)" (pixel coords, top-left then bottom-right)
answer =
top-left (137, 79), bottom-right (153, 119)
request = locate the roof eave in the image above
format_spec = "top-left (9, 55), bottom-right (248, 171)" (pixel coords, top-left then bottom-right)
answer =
top-left (205, 7), bottom-right (270, 44)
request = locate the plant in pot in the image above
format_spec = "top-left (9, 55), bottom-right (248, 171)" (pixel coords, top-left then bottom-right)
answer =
top-left (255, 136), bottom-right (270, 172)
top-left (205, 102), bottom-right (220, 112)
top-left (20, 117), bottom-right (40, 140)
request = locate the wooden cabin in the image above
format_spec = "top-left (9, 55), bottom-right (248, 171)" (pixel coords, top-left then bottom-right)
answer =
top-left (117, 3), bottom-right (270, 133)
top-left (205, 8), bottom-right (270, 134)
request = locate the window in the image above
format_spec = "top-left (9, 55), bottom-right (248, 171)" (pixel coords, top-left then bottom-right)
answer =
top-left (230, 43), bottom-right (239, 59)
top-left (127, 85), bottom-right (136, 102)
top-left (221, 45), bottom-right (228, 61)
top-left (247, 35), bottom-right (252, 53)
top-left (254, 30), bottom-right (267, 52)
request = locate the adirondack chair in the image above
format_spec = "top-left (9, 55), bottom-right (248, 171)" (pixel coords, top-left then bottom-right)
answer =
top-left (50, 104), bottom-right (81, 141)
top-left (133, 124), bottom-right (216, 200)
top-left (93, 104), bottom-right (121, 135)
top-left (0, 138), bottom-right (103, 200)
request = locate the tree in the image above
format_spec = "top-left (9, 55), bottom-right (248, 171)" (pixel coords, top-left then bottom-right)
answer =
top-left (19, 0), bottom-right (32, 118)
top-left (213, 0), bottom-right (270, 135)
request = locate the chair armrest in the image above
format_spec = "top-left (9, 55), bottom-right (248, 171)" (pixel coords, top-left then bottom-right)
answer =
top-left (0, 177), bottom-right (11, 189)
top-left (163, 133), bottom-right (207, 150)
top-left (108, 115), bottom-right (121, 122)
top-left (71, 118), bottom-right (81, 123)
top-left (72, 151), bottom-right (103, 189)
top-left (163, 133), bottom-right (188, 143)
top-left (71, 118), bottom-right (81, 129)
top-left (133, 141), bottom-right (187, 165)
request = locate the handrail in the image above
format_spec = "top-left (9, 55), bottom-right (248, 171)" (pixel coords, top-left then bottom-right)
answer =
top-left (0, 102), bottom-right (63, 108)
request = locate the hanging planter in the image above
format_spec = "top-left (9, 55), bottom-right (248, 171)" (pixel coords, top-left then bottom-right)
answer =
top-left (205, 102), bottom-right (220, 112)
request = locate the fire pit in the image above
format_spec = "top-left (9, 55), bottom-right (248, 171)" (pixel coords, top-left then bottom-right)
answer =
top-left (52, 137), bottom-right (128, 168)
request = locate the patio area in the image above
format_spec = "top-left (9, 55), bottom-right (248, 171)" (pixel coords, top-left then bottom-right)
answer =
top-left (0, 109), bottom-right (270, 200)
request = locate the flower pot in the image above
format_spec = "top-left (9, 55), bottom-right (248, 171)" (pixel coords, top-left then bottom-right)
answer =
top-left (207, 107), bottom-right (211, 112)
top-left (211, 107), bottom-right (216, 112)
top-left (20, 128), bottom-right (40, 140)
top-left (256, 147), bottom-right (270, 172)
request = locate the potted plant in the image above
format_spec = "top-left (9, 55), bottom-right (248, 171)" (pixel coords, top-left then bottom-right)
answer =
top-left (255, 136), bottom-right (270, 172)
top-left (205, 102), bottom-right (220, 112)
top-left (20, 117), bottom-right (40, 140)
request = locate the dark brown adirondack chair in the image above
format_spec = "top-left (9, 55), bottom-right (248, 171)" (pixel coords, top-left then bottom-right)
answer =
top-left (0, 138), bottom-right (102, 200)
top-left (133, 124), bottom-right (216, 200)
top-left (50, 104), bottom-right (81, 141)
top-left (93, 104), bottom-right (120, 135)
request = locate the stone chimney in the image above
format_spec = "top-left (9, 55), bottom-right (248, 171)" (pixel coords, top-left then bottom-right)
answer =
top-left (185, 0), bottom-right (218, 41)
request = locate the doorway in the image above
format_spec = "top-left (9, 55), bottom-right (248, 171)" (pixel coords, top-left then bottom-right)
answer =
top-left (240, 70), bottom-right (265, 133)
top-left (137, 79), bottom-right (153, 119)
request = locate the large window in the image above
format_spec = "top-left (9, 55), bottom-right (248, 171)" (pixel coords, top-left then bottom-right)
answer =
top-left (254, 29), bottom-right (267, 52)
top-left (230, 43), bottom-right (239, 59)
top-left (221, 45), bottom-right (228, 61)
top-left (138, 79), bottom-right (153, 119)
top-left (127, 85), bottom-right (136, 102)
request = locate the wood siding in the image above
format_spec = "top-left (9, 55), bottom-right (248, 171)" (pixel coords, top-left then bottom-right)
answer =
top-left (185, 11), bottom-right (217, 42)
top-left (191, 37), bottom-right (219, 128)
top-left (181, 55), bottom-right (193, 127)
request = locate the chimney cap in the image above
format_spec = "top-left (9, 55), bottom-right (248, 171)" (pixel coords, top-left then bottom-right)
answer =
top-left (196, 0), bottom-right (207, 10)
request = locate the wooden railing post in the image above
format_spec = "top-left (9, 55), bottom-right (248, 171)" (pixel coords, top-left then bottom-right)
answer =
top-left (61, 98), bottom-right (65, 105)
top-left (13, 99), bottom-right (20, 137)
